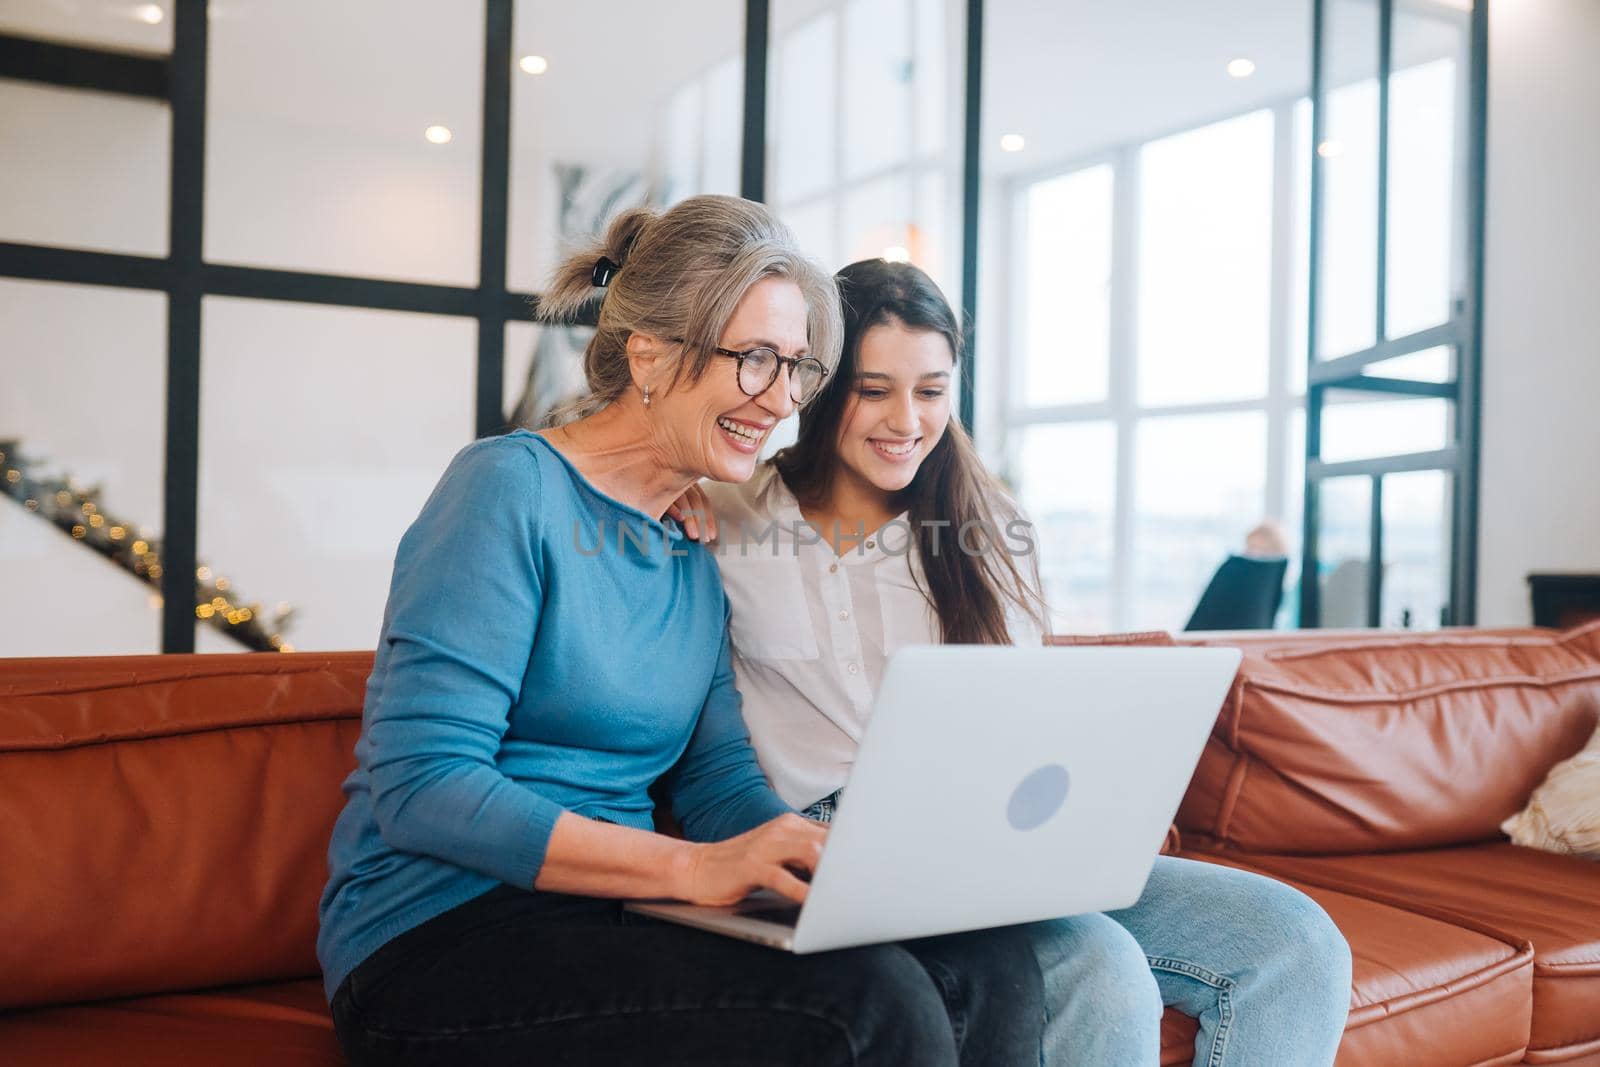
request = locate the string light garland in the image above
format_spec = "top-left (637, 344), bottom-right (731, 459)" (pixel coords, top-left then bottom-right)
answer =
top-left (0, 439), bottom-right (297, 652)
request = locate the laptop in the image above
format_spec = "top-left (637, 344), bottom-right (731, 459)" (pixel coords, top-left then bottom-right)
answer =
top-left (627, 644), bottom-right (1242, 953)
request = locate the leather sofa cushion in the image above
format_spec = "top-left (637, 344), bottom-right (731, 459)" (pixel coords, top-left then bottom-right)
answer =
top-left (1215, 844), bottom-right (1600, 1063)
top-left (0, 862), bottom-right (1541, 1067)
top-left (0, 653), bottom-right (371, 1010)
top-left (1187, 850), bottom-right (1536, 1067)
top-left (1045, 630), bottom-right (1177, 649)
top-left (1178, 623), bottom-right (1600, 853)
top-left (1159, 1009), bottom-right (1200, 1066)
top-left (0, 978), bottom-right (342, 1066)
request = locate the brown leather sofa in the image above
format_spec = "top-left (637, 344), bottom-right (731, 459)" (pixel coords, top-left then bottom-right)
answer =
top-left (1157, 624), bottom-right (1600, 1066)
top-left (3, 622), bottom-right (1598, 1065)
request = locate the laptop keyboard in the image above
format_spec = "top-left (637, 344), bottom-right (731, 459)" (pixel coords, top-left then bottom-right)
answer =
top-left (734, 903), bottom-right (803, 927)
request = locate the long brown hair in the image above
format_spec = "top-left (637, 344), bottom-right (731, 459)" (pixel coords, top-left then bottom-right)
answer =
top-left (773, 259), bottom-right (1047, 645)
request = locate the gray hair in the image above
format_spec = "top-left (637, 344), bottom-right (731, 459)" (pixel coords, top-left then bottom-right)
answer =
top-left (536, 195), bottom-right (842, 423)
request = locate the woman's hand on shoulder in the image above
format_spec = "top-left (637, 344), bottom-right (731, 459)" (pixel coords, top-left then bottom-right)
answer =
top-left (675, 813), bottom-right (826, 905)
top-left (666, 482), bottom-right (718, 542)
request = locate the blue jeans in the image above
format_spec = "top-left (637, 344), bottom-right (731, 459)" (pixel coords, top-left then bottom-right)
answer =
top-left (802, 793), bottom-right (1350, 1066)
top-left (1028, 855), bottom-right (1352, 1067)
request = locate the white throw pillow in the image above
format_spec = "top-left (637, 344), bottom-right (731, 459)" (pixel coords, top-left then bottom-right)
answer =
top-left (1502, 720), bottom-right (1600, 860)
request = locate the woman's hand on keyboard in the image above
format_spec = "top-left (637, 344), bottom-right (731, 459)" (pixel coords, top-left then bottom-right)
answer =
top-left (676, 813), bottom-right (827, 906)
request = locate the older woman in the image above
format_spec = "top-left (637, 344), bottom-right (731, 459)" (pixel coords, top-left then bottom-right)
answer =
top-left (317, 197), bottom-right (1043, 1066)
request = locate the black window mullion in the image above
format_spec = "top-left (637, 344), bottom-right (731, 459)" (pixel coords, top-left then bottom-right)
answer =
top-left (1375, 0), bottom-right (1392, 343)
top-left (1452, 0), bottom-right (1489, 627)
top-left (1366, 473), bottom-right (1384, 627)
top-left (1308, 320), bottom-right (1461, 383)
top-left (0, 33), bottom-right (167, 98)
top-left (1310, 448), bottom-right (1458, 482)
top-left (160, 0), bottom-right (207, 654)
top-left (958, 0), bottom-right (983, 431)
top-left (0, 241), bottom-right (171, 290)
top-left (740, 0), bottom-right (770, 202)
top-left (476, 0), bottom-right (513, 438)
top-left (1318, 376), bottom-right (1456, 400)
top-left (1300, 0), bottom-right (1328, 627)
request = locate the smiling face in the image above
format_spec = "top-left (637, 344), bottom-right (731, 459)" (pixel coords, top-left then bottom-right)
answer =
top-left (832, 319), bottom-right (955, 498)
top-left (647, 275), bottom-right (810, 484)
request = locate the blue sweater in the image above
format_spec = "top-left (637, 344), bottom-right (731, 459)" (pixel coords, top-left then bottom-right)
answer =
top-left (317, 431), bottom-right (791, 999)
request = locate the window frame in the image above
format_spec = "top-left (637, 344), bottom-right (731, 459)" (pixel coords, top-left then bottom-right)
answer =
top-left (1301, 0), bottom-right (1485, 628)
top-left (1, 2), bottom-right (526, 652)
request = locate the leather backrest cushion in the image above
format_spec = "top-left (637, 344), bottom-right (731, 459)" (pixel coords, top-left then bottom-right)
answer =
top-left (1045, 630), bottom-right (1178, 649)
top-left (1178, 623), bottom-right (1600, 853)
top-left (0, 652), bottom-right (371, 1011)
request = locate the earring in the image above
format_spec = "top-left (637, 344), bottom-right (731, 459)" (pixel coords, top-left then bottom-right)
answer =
top-left (642, 384), bottom-right (651, 407)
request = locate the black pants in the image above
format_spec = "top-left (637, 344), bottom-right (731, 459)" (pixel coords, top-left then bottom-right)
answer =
top-left (331, 884), bottom-right (1044, 1066)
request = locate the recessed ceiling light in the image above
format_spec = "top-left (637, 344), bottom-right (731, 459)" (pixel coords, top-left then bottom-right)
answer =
top-left (519, 55), bottom-right (549, 75)
top-left (424, 125), bottom-right (453, 145)
top-left (1316, 140), bottom-right (1345, 158)
top-left (133, 3), bottom-right (164, 24)
top-left (882, 246), bottom-right (911, 263)
top-left (1227, 57), bottom-right (1256, 78)
top-left (999, 133), bottom-right (1025, 153)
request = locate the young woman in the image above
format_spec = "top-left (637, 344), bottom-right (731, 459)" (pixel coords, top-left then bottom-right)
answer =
top-left (318, 202), bottom-right (1045, 1066)
top-left (687, 258), bottom-right (1354, 1066)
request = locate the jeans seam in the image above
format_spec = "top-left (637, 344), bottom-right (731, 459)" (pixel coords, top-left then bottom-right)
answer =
top-left (350, 1000), bottom-right (861, 1062)
top-left (917, 958), bottom-right (967, 1050)
top-left (1146, 955), bottom-right (1236, 1067)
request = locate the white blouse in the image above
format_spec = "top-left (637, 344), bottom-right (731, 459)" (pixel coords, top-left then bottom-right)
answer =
top-left (702, 463), bottom-right (1043, 809)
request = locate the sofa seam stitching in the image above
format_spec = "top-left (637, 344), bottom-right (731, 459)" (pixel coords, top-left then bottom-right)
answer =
top-left (2, 710), bottom-right (363, 754)
top-left (1237, 668), bottom-right (1600, 706)
top-left (0, 656), bottom-right (372, 699)
top-left (1185, 851), bottom-right (1538, 1028)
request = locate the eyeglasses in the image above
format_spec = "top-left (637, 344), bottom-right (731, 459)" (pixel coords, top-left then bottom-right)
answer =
top-left (669, 338), bottom-right (829, 405)
top-left (715, 345), bottom-right (829, 405)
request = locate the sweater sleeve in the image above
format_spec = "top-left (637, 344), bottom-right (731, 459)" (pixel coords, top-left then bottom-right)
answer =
top-left (661, 599), bottom-right (794, 842)
top-left (363, 438), bottom-right (566, 890)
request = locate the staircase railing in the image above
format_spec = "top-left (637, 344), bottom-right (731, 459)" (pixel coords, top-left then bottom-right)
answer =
top-left (1, 439), bottom-right (295, 652)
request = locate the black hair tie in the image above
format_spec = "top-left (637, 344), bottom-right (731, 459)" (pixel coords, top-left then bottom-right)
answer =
top-left (591, 256), bottom-right (620, 288)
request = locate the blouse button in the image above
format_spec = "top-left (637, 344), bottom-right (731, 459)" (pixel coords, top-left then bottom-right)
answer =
top-left (838, 610), bottom-right (849, 620)
top-left (865, 539), bottom-right (876, 549)
top-left (847, 663), bottom-right (859, 675)
top-left (829, 562), bottom-right (838, 574)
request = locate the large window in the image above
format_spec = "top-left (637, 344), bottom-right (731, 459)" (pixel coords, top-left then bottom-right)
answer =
top-left (1002, 104), bottom-right (1308, 633)
top-left (1018, 166), bottom-right (1112, 408)
top-left (1137, 111), bottom-right (1275, 408)
top-left (999, 0), bottom-right (1474, 635)
top-left (0, 279), bottom-right (167, 654)
top-left (1304, 0), bottom-right (1477, 629)
top-left (767, 0), bottom-right (963, 300)
top-left (759, 0), bottom-right (964, 453)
